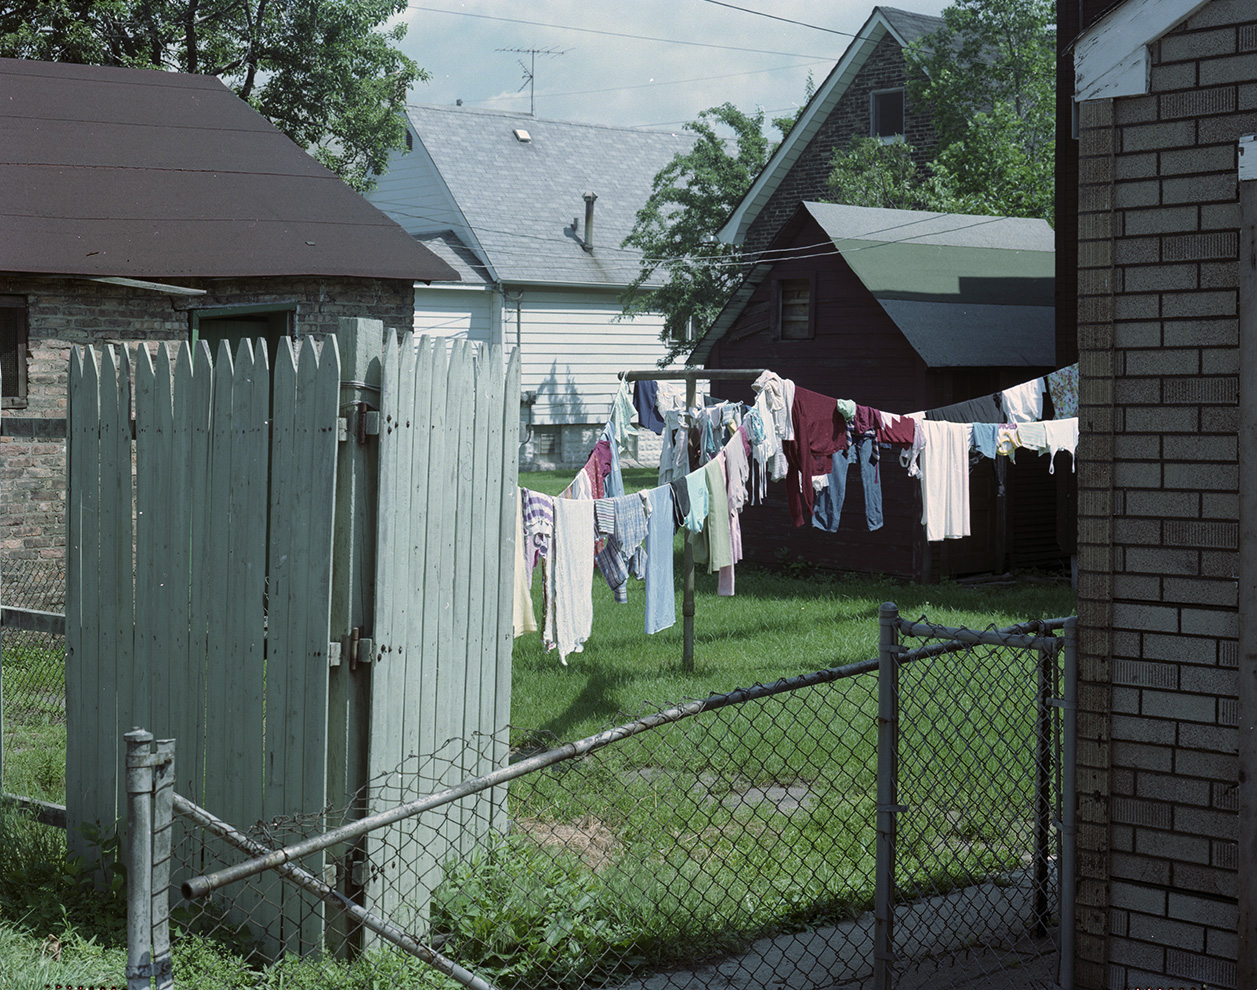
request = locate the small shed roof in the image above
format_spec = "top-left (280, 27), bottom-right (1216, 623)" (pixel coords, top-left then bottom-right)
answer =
top-left (695, 201), bottom-right (1055, 368)
top-left (387, 105), bottom-right (696, 288)
top-left (0, 57), bottom-right (458, 283)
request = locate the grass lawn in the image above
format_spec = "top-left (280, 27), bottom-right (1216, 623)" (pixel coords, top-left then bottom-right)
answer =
top-left (0, 467), bottom-right (1076, 987)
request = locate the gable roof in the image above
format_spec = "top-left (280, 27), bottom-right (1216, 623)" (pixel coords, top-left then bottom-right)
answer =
top-left (694, 201), bottom-right (1055, 367)
top-left (370, 105), bottom-right (696, 288)
top-left (717, 6), bottom-right (944, 248)
top-left (0, 57), bottom-right (458, 283)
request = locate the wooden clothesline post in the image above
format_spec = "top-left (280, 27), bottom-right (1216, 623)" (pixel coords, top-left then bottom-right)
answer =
top-left (620, 368), bottom-right (766, 673)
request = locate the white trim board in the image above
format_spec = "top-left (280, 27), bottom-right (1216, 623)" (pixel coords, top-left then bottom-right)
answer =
top-left (1074, 0), bottom-right (1211, 101)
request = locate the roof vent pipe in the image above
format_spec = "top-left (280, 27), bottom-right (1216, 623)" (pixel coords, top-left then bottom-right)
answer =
top-left (582, 191), bottom-right (597, 253)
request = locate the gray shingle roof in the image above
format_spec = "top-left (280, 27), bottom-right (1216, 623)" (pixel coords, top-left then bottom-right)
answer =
top-left (0, 57), bottom-right (458, 282)
top-left (401, 105), bottom-right (696, 287)
top-left (878, 7), bottom-right (947, 46)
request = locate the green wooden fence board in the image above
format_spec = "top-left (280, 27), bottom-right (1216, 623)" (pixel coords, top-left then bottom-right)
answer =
top-left (204, 341), bottom-right (235, 832)
top-left (492, 349), bottom-right (522, 828)
top-left (65, 347), bottom-right (94, 859)
top-left (93, 347), bottom-right (118, 829)
top-left (151, 349), bottom-right (177, 744)
top-left (168, 345), bottom-right (195, 776)
top-left (298, 338), bottom-right (338, 952)
top-left (187, 341), bottom-right (215, 807)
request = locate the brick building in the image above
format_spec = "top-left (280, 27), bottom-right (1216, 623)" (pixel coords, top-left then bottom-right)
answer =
top-left (0, 58), bottom-right (456, 607)
top-left (718, 5), bottom-right (943, 257)
top-left (1069, 0), bottom-right (1253, 984)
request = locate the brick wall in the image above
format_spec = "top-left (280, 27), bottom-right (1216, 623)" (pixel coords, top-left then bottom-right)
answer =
top-left (743, 34), bottom-right (939, 257)
top-left (1074, 2), bottom-right (1251, 985)
top-left (0, 275), bottom-right (413, 608)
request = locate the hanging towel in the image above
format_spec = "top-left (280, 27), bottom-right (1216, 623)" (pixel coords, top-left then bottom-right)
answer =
top-left (669, 479), bottom-right (689, 529)
top-left (611, 379), bottom-right (637, 452)
top-left (644, 485), bottom-right (676, 635)
top-left (1000, 378), bottom-right (1046, 423)
top-left (545, 497), bottom-right (594, 664)
top-left (513, 493), bottom-right (537, 636)
top-left (725, 427), bottom-right (751, 512)
top-left (1047, 364), bottom-right (1079, 419)
top-left (878, 411), bottom-right (916, 447)
top-left (705, 456), bottom-right (733, 574)
top-left (658, 409), bottom-right (689, 485)
top-left (521, 488), bottom-right (554, 575)
top-left (996, 424), bottom-right (1020, 460)
top-left (911, 420), bottom-right (972, 542)
top-left (970, 423), bottom-right (1001, 460)
top-left (926, 394), bottom-right (1004, 424)
top-left (1015, 421), bottom-right (1049, 453)
top-left (682, 469), bottom-right (709, 533)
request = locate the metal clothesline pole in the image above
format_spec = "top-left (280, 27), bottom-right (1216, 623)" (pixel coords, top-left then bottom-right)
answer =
top-left (619, 368), bottom-right (766, 672)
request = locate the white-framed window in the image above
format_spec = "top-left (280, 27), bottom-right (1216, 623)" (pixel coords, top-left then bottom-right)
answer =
top-left (870, 88), bottom-right (905, 142)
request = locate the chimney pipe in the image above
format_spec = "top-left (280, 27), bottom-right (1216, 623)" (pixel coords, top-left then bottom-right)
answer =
top-left (582, 191), bottom-right (597, 253)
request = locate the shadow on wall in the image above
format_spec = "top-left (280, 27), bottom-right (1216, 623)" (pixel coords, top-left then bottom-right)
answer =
top-left (520, 360), bottom-right (590, 471)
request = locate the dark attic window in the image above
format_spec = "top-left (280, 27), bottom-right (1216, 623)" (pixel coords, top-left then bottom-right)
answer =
top-left (0, 296), bottom-right (29, 408)
top-left (776, 278), bottom-right (813, 341)
top-left (870, 88), bottom-right (905, 140)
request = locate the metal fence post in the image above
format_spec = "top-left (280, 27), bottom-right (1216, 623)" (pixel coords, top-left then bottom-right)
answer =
top-left (1032, 641), bottom-right (1052, 937)
top-left (875, 602), bottom-right (899, 990)
top-left (152, 739), bottom-right (175, 989)
top-left (125, 728), bottom-right (154, 990)
top-left (1060, 618), bottom-right (1077, 990)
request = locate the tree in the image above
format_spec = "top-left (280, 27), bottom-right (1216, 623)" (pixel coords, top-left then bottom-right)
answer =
top-left (621, 103), bottom-right (772, 365)
top-left (827, 0), bottom-right (1054, 223)
top-left (0, 0), bottom-right (423, 191)
top-left (825, 136), bottom-right (973, 213)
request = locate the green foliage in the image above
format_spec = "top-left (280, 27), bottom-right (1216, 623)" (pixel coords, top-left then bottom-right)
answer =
top-left (619, 103), bottom-right (773, 366)
top-left (0, 0), bottom-right (424, 191)
top-left (825, 136), bottom-right (974, 214)
top-left (827, 0), bottom-right (1054, 223)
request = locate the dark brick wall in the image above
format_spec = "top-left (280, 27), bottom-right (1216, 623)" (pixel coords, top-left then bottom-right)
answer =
top-left (1074, 2), bottom-right (1252, 986)
top-left (744, 34), bottom-right (939, 257)
top-left (0, 275), bottom-right (413, 608)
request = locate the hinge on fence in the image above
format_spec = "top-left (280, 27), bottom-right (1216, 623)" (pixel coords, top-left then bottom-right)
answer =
top-left (328, 641), bottom-right (342, 668)
top-left (345, 628), bottom-right (374, 671)
top-left (350, 860), bottom-right (368, 887)
top-left (337, 417), bottom-right (349, 442)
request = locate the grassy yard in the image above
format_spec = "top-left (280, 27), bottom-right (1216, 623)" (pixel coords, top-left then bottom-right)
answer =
top-left (0, 467), bottom-right (1075, 987)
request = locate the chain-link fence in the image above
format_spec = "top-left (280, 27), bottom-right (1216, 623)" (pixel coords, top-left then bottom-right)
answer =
top-left (1, 554), bottom-right (66, 800)
top-left (882, 606), bottom-right (1073, 990)
top-left (127, 607), bottom-right (1074, 990)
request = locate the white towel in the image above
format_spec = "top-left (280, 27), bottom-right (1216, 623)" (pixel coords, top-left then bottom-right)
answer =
top-left (545, 498), bottom-right (594, 664)
top-left (915, 420), bottom-right (972, 542)
top-left (513, 494), bottom-right (537, 637)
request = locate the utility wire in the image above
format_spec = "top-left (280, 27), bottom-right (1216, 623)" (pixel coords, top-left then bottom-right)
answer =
top-left (404, 5), bottom-right (833, 60)
top-left (696, 0), bottom-right (858, 37)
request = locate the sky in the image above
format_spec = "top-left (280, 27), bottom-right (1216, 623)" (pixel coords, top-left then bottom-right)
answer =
top-left (390, 1), bottom-right (952, 133)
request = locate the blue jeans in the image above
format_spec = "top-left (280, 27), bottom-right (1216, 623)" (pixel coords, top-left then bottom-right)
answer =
top-left (811, 436), bottom-right (884, 533)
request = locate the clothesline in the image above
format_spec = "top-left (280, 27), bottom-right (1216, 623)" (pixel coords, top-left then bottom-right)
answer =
top-left (514, 361), bottom-right (1080, 668)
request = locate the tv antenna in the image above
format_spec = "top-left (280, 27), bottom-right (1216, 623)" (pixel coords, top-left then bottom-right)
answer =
top-left (496, 46), bottom-right (568, 116)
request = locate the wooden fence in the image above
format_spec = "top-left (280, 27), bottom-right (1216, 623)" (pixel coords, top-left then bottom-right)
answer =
top-left (65, 320), bottom-right (520, 956)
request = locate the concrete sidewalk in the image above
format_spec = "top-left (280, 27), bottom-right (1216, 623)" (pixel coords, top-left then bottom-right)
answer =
top-left (619, 869), bottom-right (1062, 990)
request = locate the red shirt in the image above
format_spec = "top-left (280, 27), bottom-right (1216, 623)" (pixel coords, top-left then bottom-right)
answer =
top-left (785, 386), bottom-right (848, 527)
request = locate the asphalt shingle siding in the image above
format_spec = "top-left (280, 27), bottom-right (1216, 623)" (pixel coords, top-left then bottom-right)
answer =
top-left (1073, 2), bottom-right (1252, 985)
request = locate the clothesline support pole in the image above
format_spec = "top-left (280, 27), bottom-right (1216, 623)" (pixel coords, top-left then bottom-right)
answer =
top-left (620, 368), bottom-right (766, 675)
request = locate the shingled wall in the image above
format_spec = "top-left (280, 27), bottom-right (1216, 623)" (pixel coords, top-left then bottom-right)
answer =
top-left (0, 276), bottom-right (413, 610)
top-left (1073, 2), bottom-right (1253, 985)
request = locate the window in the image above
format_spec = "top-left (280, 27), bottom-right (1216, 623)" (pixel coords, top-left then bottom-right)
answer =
top-left (870, 88), bottom-right (905, 141)
top-left (775, 278), bottom-right (813, 341)
top-left (190, 304), bottom-right (295, 361)
top-left (0, 296), bottom-right (29, 408)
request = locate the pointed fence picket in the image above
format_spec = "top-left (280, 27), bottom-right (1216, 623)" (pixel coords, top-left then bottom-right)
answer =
top-left (66, 328), bottom-right (518, 959)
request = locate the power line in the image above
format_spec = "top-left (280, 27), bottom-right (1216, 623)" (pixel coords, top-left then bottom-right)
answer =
top-left (404, 5), bottom-right (833, 60)
top-left (695, 0), bottom-right (857, 38)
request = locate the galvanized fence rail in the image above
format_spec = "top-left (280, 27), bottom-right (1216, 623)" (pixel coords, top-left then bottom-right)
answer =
top-left (127, 607), bottom-right (1076, 990)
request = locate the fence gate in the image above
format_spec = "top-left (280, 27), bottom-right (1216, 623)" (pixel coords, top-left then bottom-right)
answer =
top-left (66, 321), bottom-right (519, 957)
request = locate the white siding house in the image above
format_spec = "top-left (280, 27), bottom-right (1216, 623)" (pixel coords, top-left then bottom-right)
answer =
top-left (368, 106), bottom-right (696, 468)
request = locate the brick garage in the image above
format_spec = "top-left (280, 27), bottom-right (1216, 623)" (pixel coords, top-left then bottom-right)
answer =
top-left (0, 276), bottom-right (417, 609)
top-left (1071, 1), bottom-right (1253, 985)
top-left (1, 56), bottom-right (459, 610)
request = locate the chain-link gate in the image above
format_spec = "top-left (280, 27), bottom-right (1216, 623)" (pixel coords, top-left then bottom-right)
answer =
top-left (875, 605), bottom-right (1075, 990)
top-left (126, 606), bottom-right (1074, 990)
